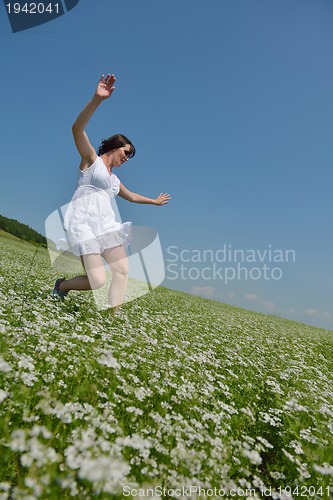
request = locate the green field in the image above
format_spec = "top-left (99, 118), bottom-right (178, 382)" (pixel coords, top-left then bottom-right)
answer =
top-left (0, 234), bottom-right (332, 499)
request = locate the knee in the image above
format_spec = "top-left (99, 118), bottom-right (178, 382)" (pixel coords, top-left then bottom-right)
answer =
top-left (111, 259), bottom-right (129, 277)
top-left (88, 272), bottom-right (106, 290)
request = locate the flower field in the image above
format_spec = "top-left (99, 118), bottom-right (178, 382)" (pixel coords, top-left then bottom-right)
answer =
top-left (0, 234), bottom-right (332, 499)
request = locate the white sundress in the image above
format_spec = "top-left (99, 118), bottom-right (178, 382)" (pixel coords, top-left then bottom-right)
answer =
top-left (60, 156), bottom-right (131, 257)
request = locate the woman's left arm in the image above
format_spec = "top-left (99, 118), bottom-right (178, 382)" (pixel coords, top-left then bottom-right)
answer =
top-left (118, 182), bottom-right (171, 206)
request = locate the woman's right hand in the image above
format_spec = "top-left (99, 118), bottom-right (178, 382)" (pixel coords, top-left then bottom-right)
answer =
top-left (95, 73), bottom-right (116, 100)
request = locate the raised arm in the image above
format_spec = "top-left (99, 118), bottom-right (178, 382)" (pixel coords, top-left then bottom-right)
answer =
top-left (118, 182), bottom-right (171, 205)
top-left (72, 74), bottom-right (116, 168)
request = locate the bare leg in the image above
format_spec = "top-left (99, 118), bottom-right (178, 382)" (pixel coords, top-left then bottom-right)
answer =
top-left (59, 254), bottom-right (106, 294)
top-left (102, 245), bottom-right (129, 308)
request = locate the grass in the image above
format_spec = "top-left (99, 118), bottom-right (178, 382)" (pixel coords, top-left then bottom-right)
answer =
top-left (0, 235), bottom-right (332, 499)
top-left (0, 229), bottom-right (24, 242)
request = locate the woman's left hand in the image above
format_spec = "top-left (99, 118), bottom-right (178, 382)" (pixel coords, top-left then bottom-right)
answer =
top-left (95, 73), bottom-right (116, 100)
top-left (154, 193), bottom-right (172, 205)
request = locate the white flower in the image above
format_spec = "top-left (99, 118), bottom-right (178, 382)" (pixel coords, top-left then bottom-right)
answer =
top-left (313, 463), bottom-right (333, 475)
top-left (257, 437), bottom-right (273, 449)
top-left (0, 356), bottom-right (11, 372)
top-left (242, 449), bottom-right (262, 465)
top-left (0, 390), bottom-right (8, 403)
top-left (64, 445), bottom-right (81, 470)
top-left (119, 434), bottom-right (152, 458)
top-left (126, 406), bottom-right (144, 416)
top-left (282, 449), bottom-right (295, 463)
top-left (97, 353), bottom-right (120, 369)
top-left (270, 471), bottom-right (286, 480)
top-left (265, 378), bottom-right (283, 394)
top-left (289, 440), bottom-right (304, 455)
top-left (21, 372), bottom-right (38, 387)
top-left (9, 430), bottom-right (27, 452)
top-left (78, 456), bottom-right (130, 484)
top-left (240, 407), bottom-right (255, 421)
top-left (0, 483), bottom-right (10, 493)
top-left (134, 387), bottom-right (146, 401)
top-left (18, 355), bottom-right (35, 371)
top-left (259, 412), bottom-right (281, 426)
top-left (30, 425), bottom-right (52, 439)
top-left (299, 428), bottom-right (318, 444)
top-left (20, 438), bottom-right (60, 467)
top-left (24, 477), bottom-right (43, 496)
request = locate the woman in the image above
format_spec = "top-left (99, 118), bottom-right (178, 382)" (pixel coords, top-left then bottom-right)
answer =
top-left (52, 73), bottom-right (171, 309)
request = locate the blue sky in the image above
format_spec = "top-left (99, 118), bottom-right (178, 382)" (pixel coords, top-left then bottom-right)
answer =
top-left (1, 0), bottom-right (333, 329)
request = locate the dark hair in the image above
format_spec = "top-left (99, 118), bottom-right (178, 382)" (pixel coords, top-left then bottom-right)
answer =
top-left (97, 134), bottom-right (136, 158)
